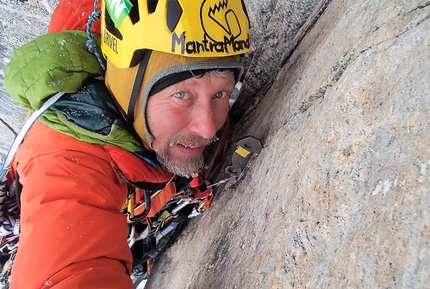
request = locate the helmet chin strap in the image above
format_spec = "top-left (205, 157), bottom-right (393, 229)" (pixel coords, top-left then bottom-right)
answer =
top-left (127, 50), bottom-right (152, 125)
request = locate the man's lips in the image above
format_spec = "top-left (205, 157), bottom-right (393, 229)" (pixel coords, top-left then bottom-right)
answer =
top-left (172, 142), bottom-right (205, 156)
top-left (166, 135), bottom-right (218, 157)
top-left (177, 142), bottom-right (204, 149)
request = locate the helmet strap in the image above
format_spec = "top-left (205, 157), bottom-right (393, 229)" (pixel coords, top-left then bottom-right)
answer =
top-left (127, 50), bottom-right (152, 125)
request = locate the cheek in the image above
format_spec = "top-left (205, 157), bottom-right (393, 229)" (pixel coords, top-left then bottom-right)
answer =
top-left (214, 102), bottom-right (230, 128)
top-left (146, 100), bottom-right (188, 140)
top-left (145, 100), bottom-right (157, 137)
top-left (146, 99), bottom-right (170, 144)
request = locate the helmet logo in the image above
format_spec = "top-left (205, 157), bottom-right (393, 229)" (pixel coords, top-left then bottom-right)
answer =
top-left (105, 0), bottom-right (133, 28)
top-left (171, 0), bottom-right (249, 55)
top-left (203, 0), bottom-right (241, 42)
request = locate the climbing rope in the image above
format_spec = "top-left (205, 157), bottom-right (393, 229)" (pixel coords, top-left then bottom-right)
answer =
top-left (86, 0), bottom-right (105, 71)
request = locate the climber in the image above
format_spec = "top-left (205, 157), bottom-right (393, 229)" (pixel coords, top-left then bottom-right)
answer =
top-left (1, 0), bottom-right (250, 288)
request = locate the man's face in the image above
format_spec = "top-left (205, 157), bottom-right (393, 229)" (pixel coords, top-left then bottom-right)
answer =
top-left (146, 70), bottom-right (235, 176)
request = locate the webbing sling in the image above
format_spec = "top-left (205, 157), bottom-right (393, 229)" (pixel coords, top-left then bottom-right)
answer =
top-left (0, 92), bottom-right (64, 178)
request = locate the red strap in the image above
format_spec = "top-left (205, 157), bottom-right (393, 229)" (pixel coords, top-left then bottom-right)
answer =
top-left (103, 145), bottom-right (174, 185)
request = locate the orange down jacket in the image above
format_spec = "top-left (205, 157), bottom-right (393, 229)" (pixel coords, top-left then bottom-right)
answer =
top-left (47, 0), bottom-right (101, 35)
top-left (4, 1), bottom-right (217, 287)
top-left (10, 121), bottom-right (175, 288)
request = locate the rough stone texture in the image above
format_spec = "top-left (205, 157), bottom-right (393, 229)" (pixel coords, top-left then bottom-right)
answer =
top-left (146, 0), bottom-right (430, 288)
top-left (0, 0), bottom-right (58, 160)
top-left (232, 0), bottom-right (323, 125)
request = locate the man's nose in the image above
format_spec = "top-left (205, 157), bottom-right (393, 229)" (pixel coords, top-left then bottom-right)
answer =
top-left (189, 101), bottom-right (218, 139)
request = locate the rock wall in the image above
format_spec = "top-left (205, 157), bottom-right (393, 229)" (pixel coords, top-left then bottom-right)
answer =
top-left (146, 0), bottom-right (430, 288)
top-left (0, 0), bottom-right (428, 287)
top-left (232, 0), bottom-right (325, 125)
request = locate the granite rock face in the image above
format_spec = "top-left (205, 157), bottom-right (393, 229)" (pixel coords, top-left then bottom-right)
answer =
top-left (146, 0), bottom-right (430, 288)
top-left (232, 0), bottom-right (324, 125)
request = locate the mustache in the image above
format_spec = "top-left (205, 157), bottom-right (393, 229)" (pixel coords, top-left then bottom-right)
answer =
top-left (167, 135), bottom-right (219, 147)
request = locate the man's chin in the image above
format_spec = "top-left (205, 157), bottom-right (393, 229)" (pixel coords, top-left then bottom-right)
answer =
top-left (156, 154), bottom-right (204, 177)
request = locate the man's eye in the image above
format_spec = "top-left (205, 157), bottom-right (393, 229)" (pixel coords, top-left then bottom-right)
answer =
top-left (173, 92), bottom-right (186, 99)
top-left (214, 91), bottom-right (225, 99)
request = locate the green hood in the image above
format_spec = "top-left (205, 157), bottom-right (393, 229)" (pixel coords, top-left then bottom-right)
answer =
top-left (4, 30), bottom-right (144, 152)
top-left (5, 31), bottom-right (103, 110)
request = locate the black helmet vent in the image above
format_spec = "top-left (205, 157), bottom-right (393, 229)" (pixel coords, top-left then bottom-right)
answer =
top-left (105, 7), bottom-right (123, 40)
top-left (166, 0), bottom-right (182, 32)
top-left (129, 0), bottom-right (140, 24)
top-left (147, 0), bottom-right (159, 14)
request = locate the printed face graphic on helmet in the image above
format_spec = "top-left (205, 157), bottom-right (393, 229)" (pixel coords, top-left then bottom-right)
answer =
top-left (201, 0), bottom-right (245, 42)
top-left (101, 0), bottom-right (250, 68)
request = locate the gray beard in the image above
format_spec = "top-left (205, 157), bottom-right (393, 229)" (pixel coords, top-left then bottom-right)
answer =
top-left (155, 135), bottom-right (219, 177)
top-left (156, 149), bottom-right (205, 177)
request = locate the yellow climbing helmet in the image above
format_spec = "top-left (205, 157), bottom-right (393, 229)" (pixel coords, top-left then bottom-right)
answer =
top-left (101, 0), bottom-right (251, 68)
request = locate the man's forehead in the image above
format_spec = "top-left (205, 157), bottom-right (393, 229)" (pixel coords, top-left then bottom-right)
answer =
top-left (149, 69), bottom-right (236, 96)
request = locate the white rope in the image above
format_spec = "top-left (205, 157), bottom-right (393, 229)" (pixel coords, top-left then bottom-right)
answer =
top-left (0, 92), bottom-right (64, 178)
